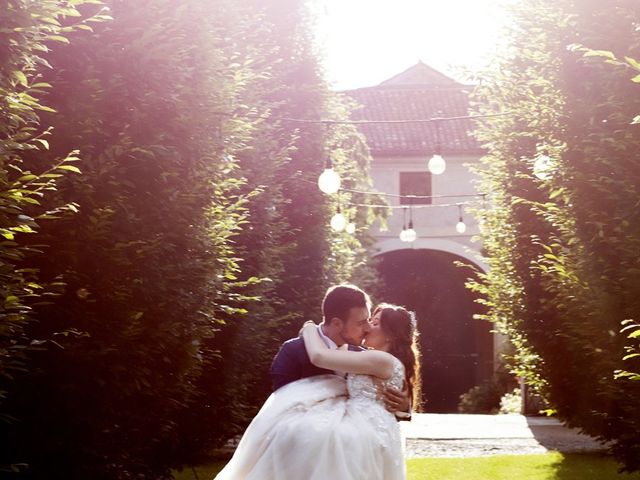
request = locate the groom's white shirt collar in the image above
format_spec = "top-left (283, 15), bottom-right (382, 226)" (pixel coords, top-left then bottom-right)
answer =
top-left (318, 325), bottom-right (338, 350)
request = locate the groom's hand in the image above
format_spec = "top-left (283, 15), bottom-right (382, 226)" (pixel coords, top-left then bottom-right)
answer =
top-left (383, 381), bottom-right (411, 414)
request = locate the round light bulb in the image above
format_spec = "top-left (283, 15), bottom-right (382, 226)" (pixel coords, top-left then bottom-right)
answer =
top-left (456, 221), bottom-right (467, 234)
top-left (533, 154), bottom-right (553, 180)
top-left (399, 229), bottom-right (408, 242)
top-left (330, 212), bottom-right (347, 232)
top-left (404, 228), bottom-right (417, 243)
top-left (428, 154), bottom-right (446, 175)
top-left (318, 168), bottom-right (341, 194)
top-left (345, 222), bottom-right (356, 234)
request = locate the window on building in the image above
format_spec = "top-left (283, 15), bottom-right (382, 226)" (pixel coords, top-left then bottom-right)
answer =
top-left (399, 171), bottom-right (432, 205)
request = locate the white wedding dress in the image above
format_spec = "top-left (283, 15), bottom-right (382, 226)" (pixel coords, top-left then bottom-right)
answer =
top-left (214, 358), bottom-right (406, 480)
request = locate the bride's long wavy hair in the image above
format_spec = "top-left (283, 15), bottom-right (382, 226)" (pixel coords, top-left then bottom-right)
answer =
top-left (374, 303), bottom-right (422, 410)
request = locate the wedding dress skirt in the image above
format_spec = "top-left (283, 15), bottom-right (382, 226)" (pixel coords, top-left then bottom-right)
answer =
top-left (215, 361), bottom-right (406, 480)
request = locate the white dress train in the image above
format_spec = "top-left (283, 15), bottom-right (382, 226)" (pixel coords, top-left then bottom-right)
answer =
top-left (214, 358), bottom-right (406, 480)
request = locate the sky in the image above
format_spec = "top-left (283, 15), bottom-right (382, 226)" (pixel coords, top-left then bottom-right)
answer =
top-left (313, 0), bottom-right (514, 90)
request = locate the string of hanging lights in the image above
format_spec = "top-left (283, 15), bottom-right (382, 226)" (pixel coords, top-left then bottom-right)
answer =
top-left (427, 120), bottom-right (447, 175)
top-left (319, 146), bottom-right (554, 239)
top-left (398, 206), bottom-right (417, 242)
top-left (306, 175), bottom-right (483, 201)
top-left (342, 200), bottom-right (480, 209)
top-left (456, 204), bottom-right (467, 234)
top-left (329, 211), bottom-right (357, 234)
top-left (317, 158), bottom-right (341, 194)
top-left (216, 108), bottom-right (510, 182)
top-left (317, 121), bottom-right (453, 191)
top-left (312, 166), bottom-right (484, 240)
top-left (213, 109), bottom-right (508, 241)
top-left (334, 199), bottom-right (477, 240)
top-left (309, 113), bottom-right (487, 238)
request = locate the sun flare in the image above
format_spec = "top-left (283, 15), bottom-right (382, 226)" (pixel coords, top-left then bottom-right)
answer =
top-left (315, 0), bottom-right (514, 89)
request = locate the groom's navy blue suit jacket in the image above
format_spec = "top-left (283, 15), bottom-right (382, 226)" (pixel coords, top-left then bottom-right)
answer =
top-left (270, 336), bottom-right (362, 391)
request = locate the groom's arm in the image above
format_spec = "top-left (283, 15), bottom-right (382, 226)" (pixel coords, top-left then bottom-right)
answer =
top-left (384, 382), bottom-right (412, 421)
top-left (270, 340), bottom-right (303, 391)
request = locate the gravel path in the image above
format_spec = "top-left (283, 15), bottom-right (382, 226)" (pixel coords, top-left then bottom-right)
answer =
top-left (402, 414), bottom-right (608, 458)
top-left (406, 438), bottom-right (551, 458)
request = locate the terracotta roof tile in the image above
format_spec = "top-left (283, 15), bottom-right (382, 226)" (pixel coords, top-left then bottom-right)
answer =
top-left (344, 85), bottom-right (483, 156)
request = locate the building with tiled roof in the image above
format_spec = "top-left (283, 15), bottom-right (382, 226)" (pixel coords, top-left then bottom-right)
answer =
top-left (346, 62), bottom-right (483, 156)
top-left (344, 63), bottom-right (502, 413)
top-left (342, 61), bottom-right (485, 260)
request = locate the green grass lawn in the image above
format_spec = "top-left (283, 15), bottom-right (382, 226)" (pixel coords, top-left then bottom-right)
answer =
top-left (406, 452), bottom-right (640, 480)
top-left (173, 452), bottom-right (640, 480)
top-left (172, 461), bottom-right (227, 480)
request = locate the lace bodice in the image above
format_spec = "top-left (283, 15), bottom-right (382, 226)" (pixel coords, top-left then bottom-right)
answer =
top-left (345, 355), bottom-right (405, 474)
top-left (346, 356), bottom-right (405, 410)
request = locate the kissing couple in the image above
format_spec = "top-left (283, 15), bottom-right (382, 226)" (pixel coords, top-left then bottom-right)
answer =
top-left (215, 284), bottom-right (421, 480)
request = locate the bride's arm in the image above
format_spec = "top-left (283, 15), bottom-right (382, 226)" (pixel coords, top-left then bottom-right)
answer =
top-left (302, 323), bottom-right (394, 379)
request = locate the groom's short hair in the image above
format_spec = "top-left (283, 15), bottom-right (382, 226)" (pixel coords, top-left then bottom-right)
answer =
top-left (322, 284), bottom-right (371, 323)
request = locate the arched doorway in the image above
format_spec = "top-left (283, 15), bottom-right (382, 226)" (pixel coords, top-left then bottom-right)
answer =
top-left (376, 248), bottom-right (493, 412)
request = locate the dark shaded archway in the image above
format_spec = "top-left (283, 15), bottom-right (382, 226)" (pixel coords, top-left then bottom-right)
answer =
top-left (377, 248), bottom-right (493, 412)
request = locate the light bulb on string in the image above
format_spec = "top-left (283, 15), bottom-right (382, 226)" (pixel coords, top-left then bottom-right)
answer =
top-left (318, 157), bottom-right (341, 194)
top-left (345, 222), bottom-right (356, 234)
top-left (331, 212), bottom-right (346, 232)
top-left (533, 152), bottom-right (553, 180)
top-left (399, 207), bottom-right (409, 242)
top-left (427, 120), bottom-right (446, 175)
top-left (456, 204), bottom-right (467, 234)
top-left (428, 154), bottom-right (446, 175)
top-left (404, 205), bottom-right (417, 242)
top-left (404, 220), bottom-right (417, 243)
top-left (330, 205), bottom-right (347, 232)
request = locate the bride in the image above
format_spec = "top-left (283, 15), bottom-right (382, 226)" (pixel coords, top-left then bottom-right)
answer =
top-left (214, 303), bottom-right (421, 480)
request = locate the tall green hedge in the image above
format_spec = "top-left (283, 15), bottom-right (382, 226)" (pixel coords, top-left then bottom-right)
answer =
top-left (170, 0), bottom-right (384, 465)
top-left (470, 0), bottom-right (640, 470)
top-left (2, 1), bottom-right (254, 477)
top-left (0, 1), bottom-right (107, 473)
top-left (1, 0), bottom-right (382, 477)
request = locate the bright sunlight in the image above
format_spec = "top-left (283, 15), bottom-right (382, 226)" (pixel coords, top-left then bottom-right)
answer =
top-left (314, 0), bottom-right (514, 89)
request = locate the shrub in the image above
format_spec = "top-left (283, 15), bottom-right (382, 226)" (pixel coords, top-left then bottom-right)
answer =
top-left (0, 0), bottom-right (106, 472)
top-left (2, 1), bottom-right (252, 477)
top-left (458, 383), bottom-right (502, 414)
top-left (469, 0), bottom-right (640, 470)
top-left (499, 389), bottom-right (522, 415)
top-left (458, 362), bottom-right (517, 414)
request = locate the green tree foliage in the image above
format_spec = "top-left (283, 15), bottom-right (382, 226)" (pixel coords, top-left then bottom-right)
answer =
top-left (575, 49), bottom-right (640, 384)
top-left (617, 320), bottom-right (640, 381)
top-left (2, 0), bottom-right (381, 476)
top-left (169, 0), bottom-right (384, 465)
top-left (469, 0), bottom-right (640, 470)
top-left (0, 0), bottom-right (103, 457)
top-left (2, 1), bottom-right (255, 478)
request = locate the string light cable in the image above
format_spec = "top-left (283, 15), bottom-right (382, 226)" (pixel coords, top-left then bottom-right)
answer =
top-left (298, 175), bottom-right (485, 202)
top-left (299, 171), bottom-right (487, 237)
top-left (215, 110), bottom-right (511, 125)
top-left (344, 200), bottom-right (480, 210)
top-left (215, 109), bottom-right (505, 236)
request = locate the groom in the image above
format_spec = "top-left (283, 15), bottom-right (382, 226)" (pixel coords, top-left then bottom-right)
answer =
top-left (270, 283), bottom-right (411, 418)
